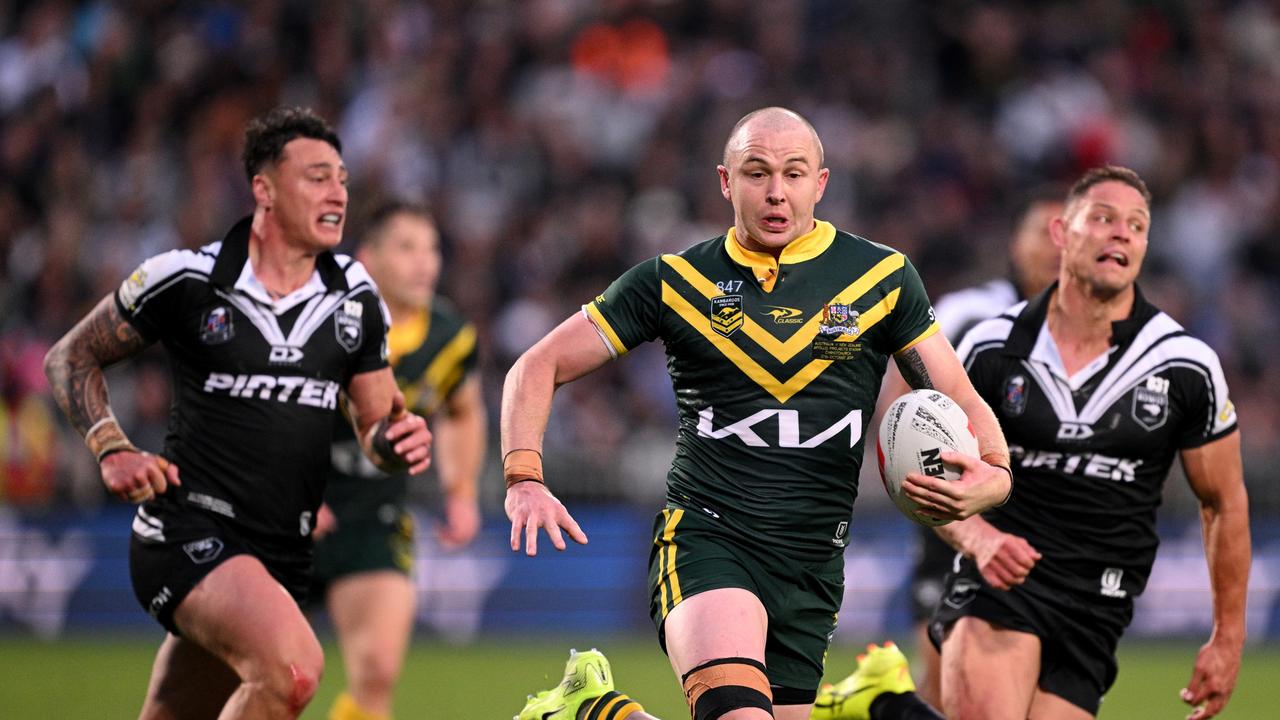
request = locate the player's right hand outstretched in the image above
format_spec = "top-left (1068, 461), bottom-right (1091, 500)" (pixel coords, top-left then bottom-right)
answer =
top-left (101, 451), bottom-right (180, 504)
top-left (505, 481), bottom-right (587, 556)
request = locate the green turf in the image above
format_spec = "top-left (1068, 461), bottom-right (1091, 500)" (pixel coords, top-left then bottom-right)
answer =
top-left (0, 635), bottom-right (1275, 717)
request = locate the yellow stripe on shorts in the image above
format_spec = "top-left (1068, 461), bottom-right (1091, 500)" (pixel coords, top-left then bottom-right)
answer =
top-left (658, 508), bottom-right (684, 618)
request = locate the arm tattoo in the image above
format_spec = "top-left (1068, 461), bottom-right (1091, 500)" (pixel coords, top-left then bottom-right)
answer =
top-left (895, 348), bottom-right (934, 390)
top-left (44, 295), bottom-right (149, 436)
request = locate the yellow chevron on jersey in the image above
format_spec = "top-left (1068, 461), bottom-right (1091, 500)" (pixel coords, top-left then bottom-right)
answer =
top-left (661, 251), bottom-right (906, 363)
top-left (659, 281), bottom-right (903, 403)
top-left (584, 224), bottom-right (939, 560)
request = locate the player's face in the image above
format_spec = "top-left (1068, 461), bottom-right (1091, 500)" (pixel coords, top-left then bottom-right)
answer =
top-left (361, 213), bottom-right (440, 311)
top-left (1011, 200), bottom-right (1064, 296)
top-left (718, 122), bottom-right (829, 253)
top-left (258, 137), bottom-right (348, 251)
top-left (1054, 181), bottom-right (1149, 298)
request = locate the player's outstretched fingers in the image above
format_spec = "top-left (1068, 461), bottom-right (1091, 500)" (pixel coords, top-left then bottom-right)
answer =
top-left (562, 513), bottom-right (588, 546)
top-left (524, 511), bottom-right (544, 556)
top-left (546, 519), bottom-right (567, 551)
top-left (509, 514), bottom-right (524, 552)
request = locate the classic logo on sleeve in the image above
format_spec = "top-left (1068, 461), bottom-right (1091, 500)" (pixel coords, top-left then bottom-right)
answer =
top-left (335, 299), bottom-right (364, 352)
top-left (710, 295), bottom-right (744, 337)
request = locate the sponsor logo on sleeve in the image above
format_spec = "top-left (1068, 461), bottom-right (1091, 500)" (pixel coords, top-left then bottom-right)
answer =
top-left (119, 267), bottom-right (148, 311)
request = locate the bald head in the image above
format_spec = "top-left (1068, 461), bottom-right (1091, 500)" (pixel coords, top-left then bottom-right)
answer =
top-left (723, 107), bottom-right (824, 168)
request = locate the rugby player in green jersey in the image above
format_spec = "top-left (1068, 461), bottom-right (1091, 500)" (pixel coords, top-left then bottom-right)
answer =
top-left (503, 107), bottom-right (1013, 720)
top-left (313, 202), bottom-right (485, 720)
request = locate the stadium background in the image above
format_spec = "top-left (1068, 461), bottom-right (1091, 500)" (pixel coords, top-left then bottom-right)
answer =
top-left (1, 0), bottom-right (1278, 716)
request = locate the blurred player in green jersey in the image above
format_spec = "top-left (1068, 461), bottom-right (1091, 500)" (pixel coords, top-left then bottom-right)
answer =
top-left (314, 201), bottom-right (485, 720)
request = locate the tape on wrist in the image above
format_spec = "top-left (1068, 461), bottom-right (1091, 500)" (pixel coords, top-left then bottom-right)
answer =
top-left (503, 448), bottom-right (544, 489)
top-left (86, 417), bottom-right (139, 464)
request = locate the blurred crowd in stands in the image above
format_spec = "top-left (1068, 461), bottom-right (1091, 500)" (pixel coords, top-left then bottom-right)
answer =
top-left (1, 0), bottom-right (1277, 516)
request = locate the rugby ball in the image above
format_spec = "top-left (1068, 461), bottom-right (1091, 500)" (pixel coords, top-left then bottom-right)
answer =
top-left (877, 390), bottom-right (979, 527)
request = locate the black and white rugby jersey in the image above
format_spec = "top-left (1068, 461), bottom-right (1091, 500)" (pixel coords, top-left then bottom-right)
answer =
top-left (117, 217), bottom-right (390, 543)
top-left (956, 283), bottom-right (1237, 601)
top-left (935, 277), bottom-right (1019, 343)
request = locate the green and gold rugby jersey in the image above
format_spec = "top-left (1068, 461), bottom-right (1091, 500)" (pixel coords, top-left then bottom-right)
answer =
top-left (587, 221), bottom-right (939, 561)
top-left (325, 296), bottom-right (479, 519)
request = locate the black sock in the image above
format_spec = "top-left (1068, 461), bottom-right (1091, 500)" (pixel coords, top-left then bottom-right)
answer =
top-left (578, 690), bottom-right (644, 720)
top-left (870, 691), bottom-right (944, 720)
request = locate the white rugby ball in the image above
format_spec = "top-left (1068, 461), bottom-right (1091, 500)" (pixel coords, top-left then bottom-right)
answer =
top-left (877, 390), bottom-right (979, 527)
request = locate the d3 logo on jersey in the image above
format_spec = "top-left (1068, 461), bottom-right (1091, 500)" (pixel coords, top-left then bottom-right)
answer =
top-left (1056, 422), bottom-right (1094, 441)
top-left (269, 345), bottom-right (304, 365)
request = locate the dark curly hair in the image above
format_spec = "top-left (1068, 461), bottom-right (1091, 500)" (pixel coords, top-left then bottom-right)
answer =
top-left (241, 106), bottom-right (342, 183)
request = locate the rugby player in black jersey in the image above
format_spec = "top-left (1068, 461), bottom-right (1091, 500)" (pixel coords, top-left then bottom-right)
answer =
top-left (932, 166), bottom-right (1249, 720)
top-left (877, 186), bottom-right (1064, 708)
top-left (503, 108), bottom-right (1011, 720)
top-left (43, 107), bottom-right (432, 719)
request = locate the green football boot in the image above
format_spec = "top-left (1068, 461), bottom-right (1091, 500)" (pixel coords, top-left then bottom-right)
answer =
top-left (516, 648), bottom-right (614, 720)
top-left (811, 641), bottom-right (916, 720)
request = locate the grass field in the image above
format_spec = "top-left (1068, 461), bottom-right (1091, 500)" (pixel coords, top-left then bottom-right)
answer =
top-left (2, 634), bottom-right (1276, 718)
